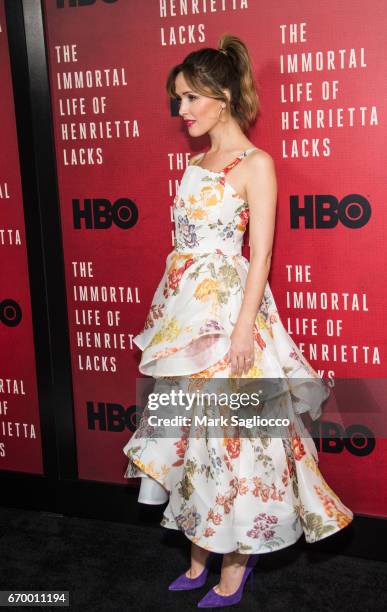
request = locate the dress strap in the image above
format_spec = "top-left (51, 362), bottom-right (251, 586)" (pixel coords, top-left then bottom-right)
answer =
top-left (221, 147), bottom-right (258, 175)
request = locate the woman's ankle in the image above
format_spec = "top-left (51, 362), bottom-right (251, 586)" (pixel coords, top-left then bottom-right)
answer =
top-left (191, 543), bottom-right (211, 566)
top-left (192, 542), bottom-right (210, 555)
top-left (221, 551), bottom-right (250, 568)
top-left (215, 553), bottom-right (250, 595)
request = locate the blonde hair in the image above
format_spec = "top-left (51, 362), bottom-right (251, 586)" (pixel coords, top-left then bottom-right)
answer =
top-left (166, 33), bottom-right (260, 132)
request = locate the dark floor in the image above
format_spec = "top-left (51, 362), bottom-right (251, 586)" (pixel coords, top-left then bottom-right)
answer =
top-left (0, 506), bottom-right (386, 611)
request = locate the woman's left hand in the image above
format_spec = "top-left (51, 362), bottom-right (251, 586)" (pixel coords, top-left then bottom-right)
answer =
top-left (227, 324), bottom-right (255, 376)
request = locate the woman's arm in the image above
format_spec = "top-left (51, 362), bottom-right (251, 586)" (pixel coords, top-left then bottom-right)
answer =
top-left (228, 151), bottom-right (278, 376)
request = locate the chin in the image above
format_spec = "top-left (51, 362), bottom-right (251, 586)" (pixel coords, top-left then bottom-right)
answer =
top-left (190, 126), bottom-right (208, 137)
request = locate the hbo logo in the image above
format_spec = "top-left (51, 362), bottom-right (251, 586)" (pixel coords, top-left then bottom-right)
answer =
top-left (312, 422), bottom-right (375, 456)
top-left (73, 198), bottom-right (138, 229)
top-left (87, 401), bottom-right (140, 433)
top-left (290, 194), bottom-right (371, 228)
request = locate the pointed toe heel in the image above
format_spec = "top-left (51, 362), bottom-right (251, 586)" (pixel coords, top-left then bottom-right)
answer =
top-left (197, 553), bottom-right (259, 608)
top-left (168, 552), bottom-right (215, 591)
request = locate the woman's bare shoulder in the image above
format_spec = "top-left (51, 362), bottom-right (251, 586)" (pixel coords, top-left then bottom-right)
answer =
top-left (244, 148), bottom-right (276, 188)
top-left (249, 146), bottom-right (275, 165)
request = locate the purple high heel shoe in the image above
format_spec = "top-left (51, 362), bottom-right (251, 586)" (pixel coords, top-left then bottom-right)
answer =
top-left (197, 554), bottom-right (259, 608)
top-left (168, 551), bottom-right (215, 591)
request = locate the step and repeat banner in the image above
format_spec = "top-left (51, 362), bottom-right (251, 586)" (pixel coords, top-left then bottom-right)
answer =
top-left (0, 0), bottom-right (43, 474)
top-left (39, 0), bottom-right (386, 514)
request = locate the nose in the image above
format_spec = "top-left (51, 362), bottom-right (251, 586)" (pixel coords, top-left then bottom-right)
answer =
top-left (178, 99), bottom-right (188, 117)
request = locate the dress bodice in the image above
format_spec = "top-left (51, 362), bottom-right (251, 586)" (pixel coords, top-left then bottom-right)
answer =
top-left (172, 147), bottom-right (258, 256)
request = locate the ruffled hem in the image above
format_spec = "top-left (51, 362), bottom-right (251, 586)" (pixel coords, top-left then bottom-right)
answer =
top-left (160, 510), bottom-right (305, 555)
top-left (123, 434), bottom-right (354, 553)
top-left (160, 504), bottom-right (353, 551)
top-left (135, 324), bottom-right (231, 376)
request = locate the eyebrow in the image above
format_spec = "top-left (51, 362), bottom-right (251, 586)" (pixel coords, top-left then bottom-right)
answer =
top-left (175, 90), bottom-right (194, 97)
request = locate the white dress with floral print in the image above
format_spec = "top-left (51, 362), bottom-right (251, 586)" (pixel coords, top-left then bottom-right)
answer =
top-left (123, 147), bottom-right (353, 554)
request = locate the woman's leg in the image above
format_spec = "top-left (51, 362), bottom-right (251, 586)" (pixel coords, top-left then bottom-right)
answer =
top-left (185, 542), bottom-right (212, 578)
top-left (213, 551), bottom-right (250, 596)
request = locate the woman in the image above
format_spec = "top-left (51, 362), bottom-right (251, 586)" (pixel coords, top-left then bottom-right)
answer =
top-left (123, 33), bottom-right (353, 608)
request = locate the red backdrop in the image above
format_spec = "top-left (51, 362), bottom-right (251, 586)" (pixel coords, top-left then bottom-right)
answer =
top-left (41, 0), bottom-right (386, 516)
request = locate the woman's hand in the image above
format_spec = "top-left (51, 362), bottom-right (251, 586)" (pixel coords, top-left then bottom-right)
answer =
top-left (227, 323), bottom-right (255, 376)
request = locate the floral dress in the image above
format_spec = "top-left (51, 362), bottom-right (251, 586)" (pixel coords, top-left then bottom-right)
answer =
top-left (123, 147), bottom-right (353, 554)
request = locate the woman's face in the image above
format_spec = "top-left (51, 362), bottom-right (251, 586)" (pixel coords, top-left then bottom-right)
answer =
top-left (174, 71), bottom-right (226, 136)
